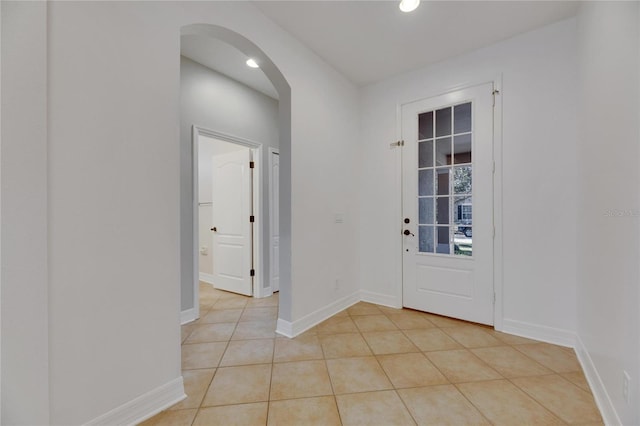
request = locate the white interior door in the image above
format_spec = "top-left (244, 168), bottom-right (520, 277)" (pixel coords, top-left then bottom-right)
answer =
top-left (402, 83), bottom-right (494, 325)
top-left (269, 150), bottom-right (280, 292)
top-left (212, 149), bottom-right (253, 296)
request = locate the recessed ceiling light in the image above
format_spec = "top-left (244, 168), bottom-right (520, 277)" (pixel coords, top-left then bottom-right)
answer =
top-left (246, 58), bottom-right (259, 68)
top-left (399, 0), bottom-right (420, 12)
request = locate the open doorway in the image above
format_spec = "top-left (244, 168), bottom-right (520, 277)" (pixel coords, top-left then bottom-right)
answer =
top-left (193, 127), bottom-right (271, 302)
top-left (180, 32), bottom-right (282, 324)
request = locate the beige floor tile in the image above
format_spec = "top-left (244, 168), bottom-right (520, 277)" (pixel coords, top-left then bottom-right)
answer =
top-left (246, 295), bottom-right (279, 307)
top-left (199, 291), bottom-right (219, 304)
top-left (201, 364), bottom-right (271, 407)
top-left (181, 342), bottom-right (227, 370)
top-left (442, 326), bottom-right (503, 348)
top-left (212, 297), bottom-right (249, 310)
top-left (200, 309), bottom-right (243, 324)
top-left (386, 312), bottom-right (435, 330)
top-left (172, 295), bottom-right (603, 426)
top-left (471, 346), bottom-right (552, 378)
top-left (404, 328), bottom-right (462, 352)
top-left (240, 307), bottom-right (278, 322)
top-left (139, 408), bottom-right (197, 426)
top-left (219, 339), bottom-right (274, 366)
top-left (422, 313), bottom-right (471, 327)
top-left (515, 343), bottom-right (582, 373)
top-left (425, 349), bottom-right (502, 383)
top-left (314, 316), bottom-right (358, 334)
top-left (214, 290), bottom-right (248, 299)
top-left (353, 314), bottom-right (398, 332)
top-left (362, 331), bottom-right (419, 355)
top-left (457, 380), bottom-right (563, 426)
top-left (184, 323), bottom-right (236, 344)
top-left (274, 334), bottom-right (324, 362)
top-left (270, 360), bottom-right (333, 400)
top-left (377, 352), bottom-right (448, 388)
top-left (326, 356), bottom-right (392, 394)
top-left (192, 402), bottom-right (268, 426)
top-left (512, 375), bottom-right (602, 424)
top-left (267, 396), bottom-right (341, 426)
top-left (320, 333), bottom-right (372, 359)
top-left (231, 320), bottom-right (276, 340)
top-left (561, 371), bottom-right (592, 392)
top-left (377, 305), bottom-right (403, 315)
top-left (169, 369), bottom-right (215, 410)
top-left (336, 390), bottom-right (415, 426)
top-left (332, 309), bottom-right (350, 317)
top-left (398, 385), bottom-right (490, 426)
top-left (489, 330), bottom-right (541, 345)
top-left (198, 305), bottom-right (213, 315)
top-left (181, 324), bottom-right (196, 343)
top-left (347, 302), bottom-right (383, 316)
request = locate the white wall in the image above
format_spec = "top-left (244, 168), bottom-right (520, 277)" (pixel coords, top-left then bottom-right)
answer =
top-left (181, 56), bottom-right (279, 303)
top-left (576, 2), bottom-right (640, 425)
top-left (0, 2), bottom-right (50, 424)
top-left (2, 1), bottom-right (360, 424)
top-left (358, 18), bottom-right (579, 340)
top-left (198, 135), bottom-right (248, 277)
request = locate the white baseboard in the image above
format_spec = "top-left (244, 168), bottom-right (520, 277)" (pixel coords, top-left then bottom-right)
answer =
top-left (575, 335), bottom-right (621, 426)
top-left (199, 273), bottom-right (215, 285)
top-left (180, 308), bottom-right (197, 325)
top-left (501, 318), bottom-right (576, 347)
top-left (275, 318), bottom-right (294, 338)
top-left (360, 290), bottom-right (401, 309)
top-left (84, 377), bottom-right (185, 426)
top-left (275, 291), bottom-right (360, 338)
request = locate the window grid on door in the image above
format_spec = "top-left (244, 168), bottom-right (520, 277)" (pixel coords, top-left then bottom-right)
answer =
top-left (417, 102), bottom-right (473, 256)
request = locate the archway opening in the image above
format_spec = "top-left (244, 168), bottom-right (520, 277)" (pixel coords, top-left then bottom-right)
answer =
top-left (179, 23), bottom-right (292, 326)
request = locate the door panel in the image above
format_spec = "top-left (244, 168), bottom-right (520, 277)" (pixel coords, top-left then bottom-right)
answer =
top-left (402, 83), bottom-right (494, 325)
top-left (212, 149), bottom-right (253, 296)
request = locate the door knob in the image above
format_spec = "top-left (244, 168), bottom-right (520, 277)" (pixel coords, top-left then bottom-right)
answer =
top-left (211, 227), bottom-right (217, 232)
top-left (403, 229), bottom-right (414, 236)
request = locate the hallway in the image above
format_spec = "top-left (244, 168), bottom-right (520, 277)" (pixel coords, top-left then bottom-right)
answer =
top-left (142, 283), bottom-right (602, 425)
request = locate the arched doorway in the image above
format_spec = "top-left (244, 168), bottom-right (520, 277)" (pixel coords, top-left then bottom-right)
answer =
top-left (179, 23), bottom-right (292, 327)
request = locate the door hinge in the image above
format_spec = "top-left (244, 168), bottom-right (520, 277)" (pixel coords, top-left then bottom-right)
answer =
top-left (492, 89), bottom-right (500, 107)
top-left (492, 161), bottom-right (496, 174)
top-left (493, 292), bottom-right (496, 304)
top-left (492, 226), bottom-right (496, 238)
top-left (250, 269), bottom-right (255, 277)
top-left (250, 215), bottom-right (255, 223)
top-left (249, 161), bottom-right (255, 169)
top-left (390, 140), bottom-right (405, 148)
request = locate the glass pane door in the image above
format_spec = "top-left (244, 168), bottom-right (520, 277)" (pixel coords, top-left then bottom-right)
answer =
top-left (417, 102), bottom-right (473, 256)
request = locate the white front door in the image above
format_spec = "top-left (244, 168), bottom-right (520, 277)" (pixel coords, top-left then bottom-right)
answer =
top-left (269, 150), bottom-right (280, 292)
top-left (402, 83), bottom-right (494, 325)
top-left (211, 149), bottom-right (253, 296)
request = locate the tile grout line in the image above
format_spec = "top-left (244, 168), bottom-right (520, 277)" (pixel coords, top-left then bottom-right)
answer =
top-left (503, 374), bottom-right (586, 425)
top-left (351, 309), bottom-right (420, 425)
top-left (264, 330), bottom-right (276, 426)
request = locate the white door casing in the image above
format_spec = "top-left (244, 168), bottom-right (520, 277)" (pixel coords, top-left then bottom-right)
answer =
top-left (211, 149), bottom-right (253, 296)
top-left (269, 149), bottom-right (280, 292)
top-left (402, 82), bottom-right (494, 325)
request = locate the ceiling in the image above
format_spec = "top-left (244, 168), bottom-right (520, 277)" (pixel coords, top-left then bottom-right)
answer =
top-left (181, 34), bottom-right (280, 99)
top-left (181, 1), bottom-right (579, 97)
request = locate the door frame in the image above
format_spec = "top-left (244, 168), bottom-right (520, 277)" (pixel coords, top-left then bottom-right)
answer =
top-left (192, 125), bottom-right (265, 315)
top-left (396, 76), bottom-right (504, 330)
top-left (268, 148), bottom-right (280, 292)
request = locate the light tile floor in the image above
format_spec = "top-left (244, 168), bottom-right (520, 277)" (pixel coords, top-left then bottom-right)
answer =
top-left (141, 283), bottom-right (603, 426)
